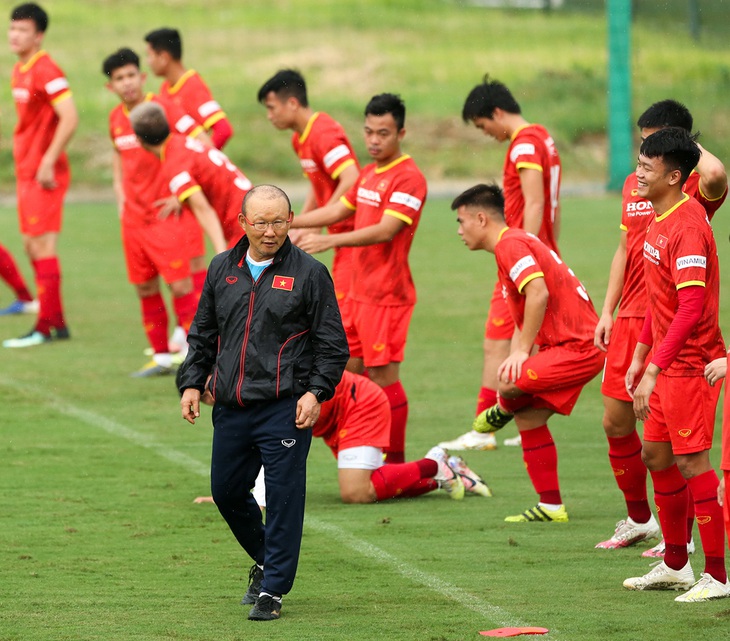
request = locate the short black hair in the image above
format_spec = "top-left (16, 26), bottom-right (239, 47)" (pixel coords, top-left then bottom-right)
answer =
top-left (257, 69), bottom-right (308, 107)
top-left (129, 102), bottom-right (170, 146)
top-left (462, 74), bottom-right (521, 123)
top-left (639, 127), bottom-right (700, 185)
top-left (144, 28), bottom-right (182, 60)
top-left (11, 3), bottom-right (48, 32)
top-left (451, 183), bottom-right (505, 219)
top-left (637, 99), bottom-right (693, 133)
top-left (365, 93), bottom-right (406, 131)
top-left (102, 48), bottom-right (141, 78)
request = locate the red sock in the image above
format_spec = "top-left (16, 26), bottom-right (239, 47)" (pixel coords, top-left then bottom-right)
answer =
top-left (650, 465), bottom-right (689, 571)
top-left (33, 257), bottom-right (64, 334)
top-left (141, 294), bottom-right (169, 354)
top-left (476, 387), bottom-right (497, 415)
top-left (192, 269), bottom-right (207, 302)
top-left (399, 478), bottom-right (439, 498)
top-left (520, 425), bottom-right (561, 505)
top-left (686, 484), bottom-right (696, 544)
top-left (382, 381), bottom-right (408, 464)
top-left (687, 470), bottom-right (726, 583)
top-left (607, 432), bottom-right (651, 523)
top-left (0, 244), bottom-right (32, 300)
top-left (370, 460), bottom-right (437, 501)
top-left (172, 291), bottom-right (197, 333)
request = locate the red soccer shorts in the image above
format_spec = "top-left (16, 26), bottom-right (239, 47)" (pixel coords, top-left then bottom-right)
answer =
top-left (334, 382), bottom-right (391, 455)
top-left (601, 315), bottom-right (648, 402)
top-left (348, 300), bottom-right (414, 367)
top-left (179, 209), bottom-right (205, 259)
top-left (643, 374), bottom-right (720, 455)
top-left (722, 470), bottom-right (730, 547)
top-left (122, 215), bottom-right (194, 285)
top-left (485, 280), bottom-right (515, 341)
top-left (722, 375), bottom-right (730, 471)
top-left (224, 205), bottom-right (244, 247)
top-left (16, 173), bottom-right (70, 236)
top-left (512, 343), bottom-right (604, 415)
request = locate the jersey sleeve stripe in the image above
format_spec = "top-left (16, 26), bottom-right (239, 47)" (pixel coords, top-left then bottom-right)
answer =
top-left (515, 161), bottom-right (544, 172)
top-left (676, 280), bottom-right (706, 290)
top-left (340, 195), bottom-right (357, 211)
top-left (50, 90), bottom-right (72, 106)
top-left (189, 125), bottom-right (205, 139)
top-left (698, 182), bottom-right (728, 202)
top-left (202, 112), bottom-right (227, 130)
top-left (331, 158), bottom-right (355, 180)
top-left (619, 224), bottom-right (628, 231)
top-left (517, 271), bottom-right (545, 293)
top-left (178, 185), bottom-right (202, 202)
top-left (384, 209), bottom-right (413, 225)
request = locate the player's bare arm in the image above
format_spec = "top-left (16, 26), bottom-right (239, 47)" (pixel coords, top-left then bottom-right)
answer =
top-left (595, 230), bottom-right (627, 351)
top-left (111, 149), bottom-right (125, 219)
top-left (185, 190), bottom-right (227, 253)
top-left (37, 96), bottom-right (78, 189)
top-left (298, 214), bottom-right (406, 255)
top-left (696, 142), bottom-right (727, 201)
top-left (290, 200), bottom-right (353, 229)
top-left (326, 163), bottom-right (360, 206)
top-left (498, 277), bottom-right (548, 383)
top-left (181, 388), bottom-right (201, 424)
top-left (518, 167), bottom-right (546, 236)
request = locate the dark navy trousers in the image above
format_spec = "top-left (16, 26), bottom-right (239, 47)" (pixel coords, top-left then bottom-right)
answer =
top-left (210, 397), bottom-right (312, 597)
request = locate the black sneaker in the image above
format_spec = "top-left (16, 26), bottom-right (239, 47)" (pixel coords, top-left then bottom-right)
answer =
top-left (248, 594), bottom-right (281, 621)
top-left (240, 564), bottom-right (264, 605)
top-left (53, 326), bottom-right (71, 340)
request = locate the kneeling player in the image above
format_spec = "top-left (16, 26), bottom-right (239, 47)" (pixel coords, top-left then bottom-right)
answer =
top-left (195, 370), bottom-right (491, 505)
top-left (454, 183), bottom-right (603, 523)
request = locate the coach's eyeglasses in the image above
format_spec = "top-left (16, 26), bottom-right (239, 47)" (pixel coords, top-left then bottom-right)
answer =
top-left (242, 213), bottom-right (293, 232)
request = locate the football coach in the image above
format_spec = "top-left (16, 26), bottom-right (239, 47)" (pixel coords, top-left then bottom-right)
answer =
top-left (178, 184), bottom-right (349, 621)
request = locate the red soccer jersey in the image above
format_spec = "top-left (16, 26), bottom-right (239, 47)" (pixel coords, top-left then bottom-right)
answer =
top-left (502, 124), bottom-right (561, 254)
top-left (160, 134), bottom-right (252, 242)
top-left (292, 112), bottom-right (359, 217)
top-left (158, 70), bottom-right (226, 134)
top-left (495, 227), bottom-right (598, 349)
top-left (618, 171), bottom-right (727, 318)
top-left (341, 155), bottom-right (427, 306)
top-left (11, 50), bottom-right (72, 180)
top-left (642, 194), bottom-right (725, 376)
top-left (109, 94), bottom-right (199, 228)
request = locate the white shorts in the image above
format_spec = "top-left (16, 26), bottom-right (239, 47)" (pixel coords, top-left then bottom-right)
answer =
top-left (337, 445), bottom-right (384, 470)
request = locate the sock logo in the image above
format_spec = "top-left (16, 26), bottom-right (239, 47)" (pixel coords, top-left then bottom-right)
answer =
top-left (678, 429), bottom-right (692, 438)
top-left (697, 515), bottom-right (711, 525)
top-left (612, 468), bottom-right (625, 477)
top-left (226, 276), bottom-right (238, 284)
top-left (281, 439), bottom-right (296, 448)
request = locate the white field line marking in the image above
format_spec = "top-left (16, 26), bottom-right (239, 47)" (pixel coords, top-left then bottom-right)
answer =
top-left (8, 380), bottom-right (558, 635)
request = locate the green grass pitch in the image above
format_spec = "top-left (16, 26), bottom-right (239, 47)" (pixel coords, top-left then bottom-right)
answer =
top-left (2, 193), bottom-right (730, 640)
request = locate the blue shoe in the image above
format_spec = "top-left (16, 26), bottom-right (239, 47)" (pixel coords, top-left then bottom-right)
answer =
top-left (0, 299), bottom-right (39, 316)
top-left (3, 330), bottom-right (51, 348)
